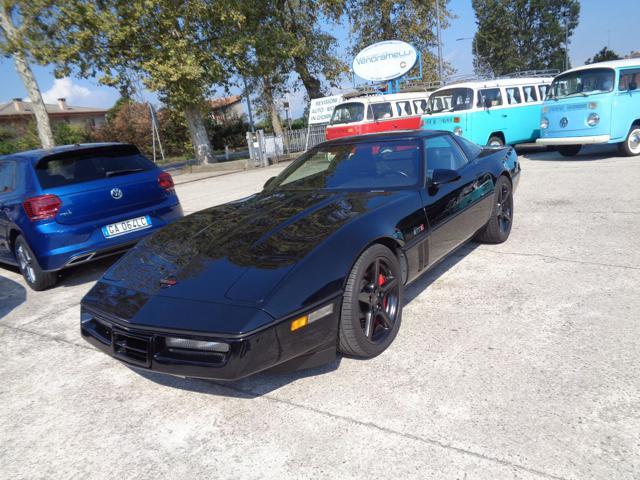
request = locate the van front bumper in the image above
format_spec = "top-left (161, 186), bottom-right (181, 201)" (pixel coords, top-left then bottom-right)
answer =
top-left (536, 134), bottom-right (610, 146)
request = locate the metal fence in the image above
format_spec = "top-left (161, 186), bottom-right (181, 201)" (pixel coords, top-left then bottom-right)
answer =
top-left (247, 126), bottom-right (328, 167)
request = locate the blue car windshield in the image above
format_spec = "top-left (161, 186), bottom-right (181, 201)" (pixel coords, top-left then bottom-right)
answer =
top-left (549, 68), bottom-right (615, 99)
top-left (272, 140), bottom-right (421, 190)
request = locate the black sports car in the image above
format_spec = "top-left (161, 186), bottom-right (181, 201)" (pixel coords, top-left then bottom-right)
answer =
top-left (81, 130), bottom-right (520, 380)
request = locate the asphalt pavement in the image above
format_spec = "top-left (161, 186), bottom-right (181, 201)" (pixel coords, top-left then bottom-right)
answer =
top-left (1, 145), bottom-right (638, 479)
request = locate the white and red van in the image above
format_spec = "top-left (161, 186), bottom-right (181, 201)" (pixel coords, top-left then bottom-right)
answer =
top-left (326, 91), bottom-right (432, 140)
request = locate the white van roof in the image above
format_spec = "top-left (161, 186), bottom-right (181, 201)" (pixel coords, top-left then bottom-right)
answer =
top-left (559, 58), bottom-right (640, 75)
top-left (432, 77), bottom-right (554, 93)
top-left (340, 91), bottom-right (432, 104)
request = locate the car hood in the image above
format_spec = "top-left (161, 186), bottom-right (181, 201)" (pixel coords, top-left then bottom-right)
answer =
top-left (96, 190), bottom-right (391, 307)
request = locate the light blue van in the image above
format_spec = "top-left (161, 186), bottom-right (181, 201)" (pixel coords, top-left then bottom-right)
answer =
top-left (421, 74), bottom-right (554, 146)
top-left (537, 59), bottom-right (640, 156)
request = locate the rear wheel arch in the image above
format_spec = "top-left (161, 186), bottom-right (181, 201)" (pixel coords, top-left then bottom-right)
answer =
top-left (9, 228), bottom-right (21, 257)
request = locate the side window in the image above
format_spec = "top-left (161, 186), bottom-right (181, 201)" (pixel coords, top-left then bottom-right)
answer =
top-left (0, 161), bottom-right (17, 194)
top-left (538, 85), bottom-right (550, 100)
top-left (477, 88), bottom-right (503, 107)
top-left (619, 68), bottom-right (640, 91)
top-left (424, 135), bottom-right (468, 182)
top-left (396, 101), bottom-right (413, 116)
top-left (370, 102), bottom-right (393, 120)
top-left (506, 87), bottom-right (522, 105)
top-left (522, 85), bottom-right (538, 103)
top-left (413, 99), bottom-right (428, 114)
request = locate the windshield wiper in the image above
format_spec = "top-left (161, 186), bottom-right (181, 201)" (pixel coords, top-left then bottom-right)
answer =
top-left (106, 168), bottom-right (144, 177)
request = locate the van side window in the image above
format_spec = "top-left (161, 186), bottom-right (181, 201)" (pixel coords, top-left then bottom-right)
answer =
top-left (619, 68), bottom-right (640, 91)
top-left (522, 85), bottom-right (538, 102)
top-left (369, 102), bottom-right (393, 120)
top-left (477, 88), bottom-right (502, 107)
top-left (0, 161), bottom-right (17, 194)
top-left (506, 87), bottom-right (522, 105)
top-left (396, 101), bottom-right (413, 116)
top-left (538, 85), bottom-right (550, 100)
top-left (413, 99), bottom-right (428, 114)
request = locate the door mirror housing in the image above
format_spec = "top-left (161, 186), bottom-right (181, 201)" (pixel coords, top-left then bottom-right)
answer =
top-left (483, 98), bottom-right (493, 109)
top-left (263, 176), bottom-right (276, 190)
top-left (430, 169), bottom-right (461, 187)
top-left (629, 81), bottom-right (638, 91)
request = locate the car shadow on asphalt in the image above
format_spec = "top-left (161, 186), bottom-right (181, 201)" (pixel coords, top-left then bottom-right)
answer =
top-left (56, 255), bottom-right (123, 288)
top-left (131, 242), bottom-right (480, 397)
top-left (0, 274), bottom-right (26, 321)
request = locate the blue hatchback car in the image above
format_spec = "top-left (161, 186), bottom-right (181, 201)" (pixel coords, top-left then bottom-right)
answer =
top-left (0, 143), bottom-right (183, 290)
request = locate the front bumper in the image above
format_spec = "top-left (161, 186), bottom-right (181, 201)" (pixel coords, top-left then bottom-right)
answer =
top-left (80, 299), bottom-right (340, 381)
top-left (536, 134), bottom-right (610, 146)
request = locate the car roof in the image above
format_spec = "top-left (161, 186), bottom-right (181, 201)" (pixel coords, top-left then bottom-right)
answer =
top-left (0, 142), bottom-right (132, 164)
top-left (558, 58), bottom-right (640, 75)
top-left (322, 129), bottom-right (449, 145)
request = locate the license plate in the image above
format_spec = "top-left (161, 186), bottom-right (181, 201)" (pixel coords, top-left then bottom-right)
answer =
top-left (102, 215), bottom-right (152, 238)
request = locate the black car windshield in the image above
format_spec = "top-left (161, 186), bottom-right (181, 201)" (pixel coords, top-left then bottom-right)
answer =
top-left (428, 88), bottom-right (474, 113)
top-left (271, 140), bottom-right (421, 191)
top-left (549, 68), bottom-right (615, 99)
top-left (330, 102), bottom-right (365, 125)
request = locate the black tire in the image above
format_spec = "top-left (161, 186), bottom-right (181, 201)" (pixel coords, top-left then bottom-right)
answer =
top-left (474, 176), bottom-right (513, 244)
top-left (338, 244), bottom-right (402, 358)
top-left (617, 125), bottom-right (640, 157)
top-left (557, 145), bottom-right (582, 157)
top-left (14, 235), bottom-right (57, 291)
top-left (487, 135), bottom-right (505, 147)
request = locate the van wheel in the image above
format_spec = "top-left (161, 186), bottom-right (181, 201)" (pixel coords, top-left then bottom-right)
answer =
top-left (558, 145), bottom-right (581, 157)
top-left (14, 236), bottom-right (57, 291)
top-left (488, 135), bottom-right (504, 147)
top-left (617, 126), bottom-right (640, 156)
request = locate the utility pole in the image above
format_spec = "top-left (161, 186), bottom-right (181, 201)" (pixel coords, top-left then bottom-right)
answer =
top-left (563, 12), bottom-right (570, 70)
top-left (243, 77), bottom-right (255, 133)
top-left (436, 0), bottom-right (444, 83)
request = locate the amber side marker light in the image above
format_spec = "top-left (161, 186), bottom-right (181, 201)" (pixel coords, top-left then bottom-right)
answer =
top-left (290, 304), bottom-right (334, 332)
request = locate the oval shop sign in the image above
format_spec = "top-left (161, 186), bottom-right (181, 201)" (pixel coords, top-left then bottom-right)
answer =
top-left (352, 40), bottom-right (418, 82)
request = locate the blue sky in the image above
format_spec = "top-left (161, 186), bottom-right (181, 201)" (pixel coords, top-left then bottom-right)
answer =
top-left (0, 0), bottom-right (635, 119)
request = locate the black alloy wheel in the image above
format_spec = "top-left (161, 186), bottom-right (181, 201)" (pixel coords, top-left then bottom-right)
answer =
top-left (474, 176), bottom-right (513, 244)
top-left (339, 244), bottom-right (403, 358)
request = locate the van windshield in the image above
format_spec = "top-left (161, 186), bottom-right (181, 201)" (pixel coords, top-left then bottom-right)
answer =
top-left (428, 88), bottom-right (474, 113)
top-left (549, 68), bottom-right (615, 99)
top-left (330, 103), bottom-right (365, 125)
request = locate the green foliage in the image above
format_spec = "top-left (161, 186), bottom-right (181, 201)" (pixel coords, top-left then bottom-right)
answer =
top-left (206, 118), bottom-right (249, 150)
top-left (53, 123), bottom-right (90, 145)
top-left (0, 122), bottom-right (40, 155)
top-left (472, 0), bottom-right (580, 76)
top-left (585, 47), bottom-right (621, 65)
top-left (347, 0), bottom-right (454, 82)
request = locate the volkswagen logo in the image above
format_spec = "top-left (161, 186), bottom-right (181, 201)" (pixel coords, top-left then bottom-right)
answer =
top-left (110, 188), bottom-right (123, 200)
top-left (560, 117), bottom-right (569, 128)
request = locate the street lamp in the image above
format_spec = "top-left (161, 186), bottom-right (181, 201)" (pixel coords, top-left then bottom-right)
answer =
top-left (562, 12), bottom-right (571, 70)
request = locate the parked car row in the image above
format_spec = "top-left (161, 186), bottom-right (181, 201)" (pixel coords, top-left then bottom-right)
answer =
top-left (327, 59), bottom-right (640, 157)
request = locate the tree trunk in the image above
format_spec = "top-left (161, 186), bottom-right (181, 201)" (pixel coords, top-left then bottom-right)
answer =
top-left (293, 57), bottom-right (323, 100)
top-left (0, 4), bottom-right (55, 149)
top-left (262, 78), bottom-right (284, 136)
top-left (184, 105), bottom-right (215, 164)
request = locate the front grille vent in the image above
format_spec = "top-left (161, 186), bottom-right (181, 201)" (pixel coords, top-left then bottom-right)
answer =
top-left (112, 329), bottom-right (152, 367)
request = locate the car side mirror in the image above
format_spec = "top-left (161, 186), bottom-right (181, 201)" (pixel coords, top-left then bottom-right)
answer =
top-left (430, 169), bottom-right (461, 187)
top-left (264, 176), bottom-right (276, 190)
top-left (483, 98), bottom-right (492, 109)
top-left (629, 81), bottom-right (638, 91)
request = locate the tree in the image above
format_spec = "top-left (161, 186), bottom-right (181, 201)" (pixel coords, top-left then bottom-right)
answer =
top-left (472, 0), bottom-right (580, 76)
top-left (585, 47), bottom-right (621, 65)
top-left (35, 0), bottom-right (247, 164)
top-left (0, 1), bottom-right (54, 149)
top-left (346, 0), bottom-right (453, 83)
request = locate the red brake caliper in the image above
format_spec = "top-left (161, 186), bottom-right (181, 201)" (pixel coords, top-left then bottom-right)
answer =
top-left (378, 273), bottom-right (388, 308)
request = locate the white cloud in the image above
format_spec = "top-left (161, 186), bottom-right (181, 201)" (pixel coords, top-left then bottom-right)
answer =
top-left (41, 77), bottom-right (94, 105)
